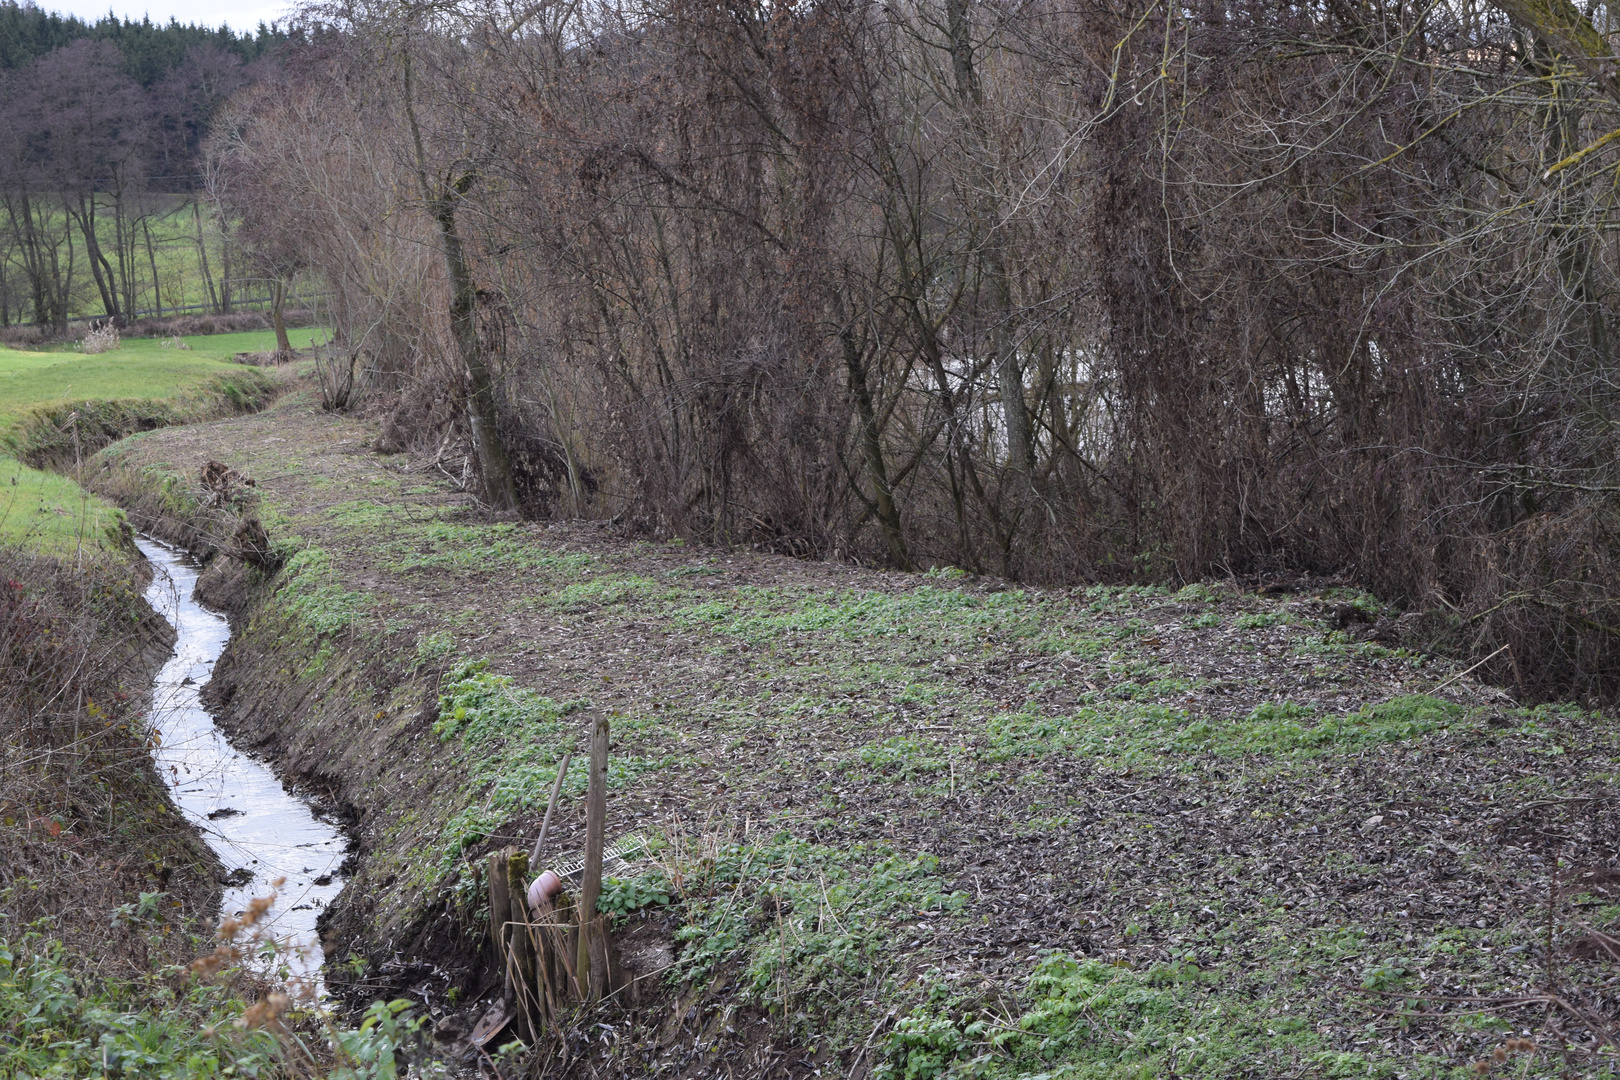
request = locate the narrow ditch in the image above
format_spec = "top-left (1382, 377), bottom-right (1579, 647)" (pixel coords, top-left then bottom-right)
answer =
top-left (138, 535), bottom-right (351, 985)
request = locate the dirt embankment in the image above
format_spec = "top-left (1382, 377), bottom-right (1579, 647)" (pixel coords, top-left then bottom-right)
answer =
top-left (0, 545), bottom-right (223, 971)
top-left (84, 389), bottom-right (1620, 1078)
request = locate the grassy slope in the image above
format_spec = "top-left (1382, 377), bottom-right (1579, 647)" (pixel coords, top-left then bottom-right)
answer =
top-left (0, 329), bottom-right (305, 558)
top-left (89, 395), bottom-right (1620, 1079)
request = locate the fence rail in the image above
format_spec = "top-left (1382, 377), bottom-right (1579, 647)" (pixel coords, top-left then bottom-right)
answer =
top-left (62, 287), bottom-right (335, 329)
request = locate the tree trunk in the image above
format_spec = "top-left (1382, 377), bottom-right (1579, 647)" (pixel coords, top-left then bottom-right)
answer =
top-left (945, 0), bottom-right (1035, 479)
top-left (219, 214), bottom-right (233, 314)
top-left (840, 321), bottom-right (911, 570)
top-left (141, 213), bottom-right (163, 319)
top-left (192, 198), bottom-right (220, 314)
top-left (70, 193), bottom-right (120, 323)
top-left (433, 185), bottom-right (518, 512)
top-left (111, 179), bottom-right (136, 320)
top-left (1535, 41), bottom-right (1611, 373)
top-left (7, 193), bottom-right (53, 328)
top-left (55, 220), bottom-right (72, 335)
top-left (270, 279), bottom-right (292, 354)
top-left (402, 54), bottom-right (519, 512)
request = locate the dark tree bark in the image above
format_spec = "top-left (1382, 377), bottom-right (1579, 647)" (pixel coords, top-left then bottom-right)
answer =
top-left (945, 0), bottom-right (1034, 481)
top-left (67, 193), bottom-right (121, 323)
top-left (270, 278), bottom-right (291, 354)
top-left (402, 54), bottom-right (518, 513)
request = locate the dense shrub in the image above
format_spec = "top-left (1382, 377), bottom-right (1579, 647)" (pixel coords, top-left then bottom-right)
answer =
top-left (219, 0), bottom-right (1620, 704)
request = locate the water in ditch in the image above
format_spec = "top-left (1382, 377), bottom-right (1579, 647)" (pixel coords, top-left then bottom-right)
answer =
top-left (138, 536), bottom-right (347, 987)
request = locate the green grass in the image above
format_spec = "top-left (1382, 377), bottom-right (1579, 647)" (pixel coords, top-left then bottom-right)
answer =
top-left (0, 328), bottom-right (301, 557)
top-left (1, 194), bottom-right (322, 323)
top-left (0, 459), bottom-right (127, 561)
top-left (0, 331), bottom-right (310, 440)
top-left (26, 328), bottom-right (323, 364)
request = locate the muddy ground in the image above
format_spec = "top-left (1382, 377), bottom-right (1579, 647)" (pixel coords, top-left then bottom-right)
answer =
top-left (86, 388), bottom-right (1620, 1078)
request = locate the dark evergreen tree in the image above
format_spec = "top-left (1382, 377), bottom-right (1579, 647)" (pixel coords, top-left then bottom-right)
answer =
top-left (0, 2), bottom-right (287, 87)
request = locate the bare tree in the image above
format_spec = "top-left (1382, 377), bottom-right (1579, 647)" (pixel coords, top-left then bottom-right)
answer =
top-left (210, 0), bottom-right (1620, 703)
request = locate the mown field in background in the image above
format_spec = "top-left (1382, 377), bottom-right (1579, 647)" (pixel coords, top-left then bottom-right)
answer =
top-left (1, 194), bottom-right (323, 327)
top-left (0, 328), bottom-right (310, 556)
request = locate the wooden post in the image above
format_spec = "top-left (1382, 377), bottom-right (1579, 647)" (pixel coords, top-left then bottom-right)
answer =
top-left (488, 848), bottom-right (512, 978)
top-left (576, 717), bottom-right (609, 1000)
top-left (505, 850), bottom-right (540, 1036)
top-left (553, 892), bottom-right (581, 994)
top-left (529, 895), bottom-right (564, 1019)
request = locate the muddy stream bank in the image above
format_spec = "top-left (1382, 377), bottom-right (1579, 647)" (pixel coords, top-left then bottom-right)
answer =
top-left (138, 535), bottom-right (349, 985)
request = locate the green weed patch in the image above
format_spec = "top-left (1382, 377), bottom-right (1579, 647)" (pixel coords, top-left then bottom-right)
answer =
top-left (0, 933), bottom-right (283, 1080)
top-left (381, 520), bottom-right (597, 576)
top-left (870, 949), bottom-right (1507, 1080)
top-left (667, 836), bottom-right (967, 1032)
top-left (978, 694), bottom-right (1467, 766)
top-left (854, 736), bottom-right (948, 779)
top-left (875, 953), bottom-right (1325, 1080)
top-left (550, 575), bottom-right (661, 612)
top-left (676, 586), bottom-right (1044, 645)
top-left (278, 546), bottom-right (370, 637)
top-left (428, 660), bottom-right (670, 878)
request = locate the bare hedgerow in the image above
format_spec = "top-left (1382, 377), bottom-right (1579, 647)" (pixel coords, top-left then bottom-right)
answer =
top-left (220, 0), bottom-right (1620, 705)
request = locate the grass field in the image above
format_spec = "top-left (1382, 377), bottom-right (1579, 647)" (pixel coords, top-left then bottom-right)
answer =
top-left (1, 194), bottom-right (322, 325)
top-left (0, 329), bottom-right (305, 558)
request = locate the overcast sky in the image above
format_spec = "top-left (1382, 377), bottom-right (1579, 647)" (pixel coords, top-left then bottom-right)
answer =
top-left (43, 0), bottom-right (295, 33)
